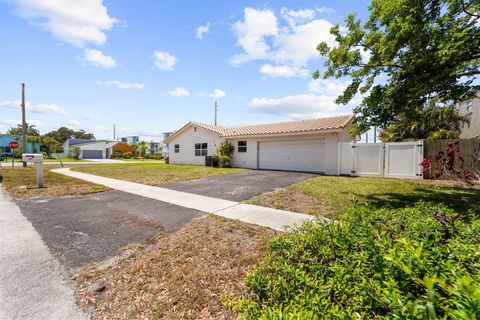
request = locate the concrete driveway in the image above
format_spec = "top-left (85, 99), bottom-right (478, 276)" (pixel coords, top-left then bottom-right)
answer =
top-left (162, 170), bottom-right (318, 201)
top-left (17, 191), bottom-right (203, 269)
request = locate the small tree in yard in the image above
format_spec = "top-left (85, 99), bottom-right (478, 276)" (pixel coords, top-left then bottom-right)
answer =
top-left (213, 141), bottom-right (234, 167)
top-left (41, 136), bottom-right (60, 158)
top-left (69, 146), bottom-right (81, 159)
top-left (137, 141), bottom-right (149, 158)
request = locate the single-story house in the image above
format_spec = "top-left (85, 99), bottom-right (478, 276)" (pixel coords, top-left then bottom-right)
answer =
top-left (63, 139), bottom-right (133, 159)
top-left (164, 115), bottom-right (354, 175)
top-left (0, 134), bottom-right (41, 156)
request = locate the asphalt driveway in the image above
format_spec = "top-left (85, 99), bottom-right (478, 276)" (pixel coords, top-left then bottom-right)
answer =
top-left (162, 170), bottom-right (318, 201)
top-left (17, 191), bottom-right (203, 269)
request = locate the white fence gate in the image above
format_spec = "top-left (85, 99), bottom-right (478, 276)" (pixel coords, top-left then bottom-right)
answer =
top-left (339, 141), bottom-right (424, 179)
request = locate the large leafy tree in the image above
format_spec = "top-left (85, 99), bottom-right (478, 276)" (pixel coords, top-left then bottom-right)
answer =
top-left (315, 0), bottom-right (480, 133)
top-left (45, 127), bottom-right (95, 143)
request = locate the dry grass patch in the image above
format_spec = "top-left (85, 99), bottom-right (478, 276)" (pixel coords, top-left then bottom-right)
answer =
top-left (1, 166), bottom-right (109, 199)
top-left (75, 215), bottom-right (274, 320)
top-left (72, 163), bottom-right (247, 186)
top-left (246, 189), bottom-right (329, 216)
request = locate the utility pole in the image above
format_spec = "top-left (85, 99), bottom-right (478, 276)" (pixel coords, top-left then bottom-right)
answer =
top-left (21, 83), bottom-right (27, 167)
top-left (113, 123), bottom-right (116, 140)
top-left (373, 127), bottom-right (377, 143)
top-left (214, 101), bottom-right (218, 126)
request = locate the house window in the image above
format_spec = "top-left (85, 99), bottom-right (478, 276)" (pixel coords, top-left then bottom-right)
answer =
top-left (195, 143), bottom-right (208, 156)
top-left (238, 141), bottom-right (247, 152)
top-left (174, 144), bottom-right (180, 153)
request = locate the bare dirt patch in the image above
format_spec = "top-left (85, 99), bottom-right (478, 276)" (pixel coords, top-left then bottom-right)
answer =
top-left (75, 215), bottom-right (274, 320)
top-left (246, 188), bottom-right (329, 216)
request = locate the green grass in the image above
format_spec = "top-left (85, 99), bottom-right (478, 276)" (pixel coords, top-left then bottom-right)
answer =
top-left (247, 175), bottom-right (480, 217)
top-left (71, 163), bottom-right (247, 185)
top-left (118, 158), bottom-right (165, 163)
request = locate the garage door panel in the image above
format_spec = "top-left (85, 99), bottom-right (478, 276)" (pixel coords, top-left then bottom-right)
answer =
top-left (82, 150), bottom-right (103, 159)
top-left (258, 139), bottom-right (325, 172)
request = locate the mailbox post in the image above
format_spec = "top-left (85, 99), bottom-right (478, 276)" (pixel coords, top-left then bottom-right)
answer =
top-left (22, 154), bottom-right (44, 188)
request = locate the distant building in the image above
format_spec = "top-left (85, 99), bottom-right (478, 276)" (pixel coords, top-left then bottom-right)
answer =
top-left (458, 95), bottom-right (480, 139)
top-left (148, 141), bottom-right (162, 156)
top-left (63, 138), bottom-right (133, 159)
top-left (0, 134), bottom-right (41, 156)
top-left (121, 136), bottom-right (139, 145)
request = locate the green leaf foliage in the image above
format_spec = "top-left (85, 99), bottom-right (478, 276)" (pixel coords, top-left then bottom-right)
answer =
top-left (229, 202), bottom-right (480, 319)
top-left (315, 0), bottom-right (480, 132)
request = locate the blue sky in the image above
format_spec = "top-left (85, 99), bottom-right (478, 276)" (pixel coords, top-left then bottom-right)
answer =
top-left (0, 0), bottom-right (371, 139)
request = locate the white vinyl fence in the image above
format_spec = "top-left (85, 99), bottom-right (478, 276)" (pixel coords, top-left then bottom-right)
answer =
top-left (339, 141), bottom-right (424, 179)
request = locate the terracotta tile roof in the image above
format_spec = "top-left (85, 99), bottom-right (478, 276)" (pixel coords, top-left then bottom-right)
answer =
top-left (189, 122), bottom-right (227, 135)
top-left (192, 115), bottom-right (353, 137)
top-left (165, 115), bottom-right (354, 143)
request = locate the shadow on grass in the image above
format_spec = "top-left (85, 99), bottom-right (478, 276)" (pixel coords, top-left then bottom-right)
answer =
top-left (359, 186), bottom-right (479, 213)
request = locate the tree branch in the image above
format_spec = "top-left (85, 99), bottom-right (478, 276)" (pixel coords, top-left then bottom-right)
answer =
top-left (461, 0), bottom-right (480, 19)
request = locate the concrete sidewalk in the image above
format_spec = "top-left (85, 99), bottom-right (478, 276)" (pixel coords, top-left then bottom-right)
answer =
top-left (52, 168), bottom-right (321, 231)
top-left (0, 188), bottom-right (88, 320)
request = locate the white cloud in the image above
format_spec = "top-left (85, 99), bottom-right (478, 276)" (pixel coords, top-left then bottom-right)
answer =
top-left (260, 64), bottom-right (308, 78)
top-left (0, 100), bottom-right (68, 116)
top-left (280, 8), bottom-right (316, 27)
top-left (83, 49), bottom-right (117, 68)
top-left (153, 50), bottom-right (177, 70)
top-left (168, 87), bottom-right (190, 97)
top-left (249, 94), bottom-right (339, 119)
top-left (230, 7), bottom-right (336, 77)
top-left (95, 80), bottom-right (145, 89)
top-left (12, 0), bottom-right (117, 47)
top-left (209, 89), bottom-right (226, 99)
top-left (83, 113), bottom-right (100, 121)
top-left (196, 22), bottom-right (210, 39)
top-left (307, 79), bottom-right (348, 96)
top-left (248, 78), bottom-right (352, 119)
top-left (231, 7), bottom-right (279, 65)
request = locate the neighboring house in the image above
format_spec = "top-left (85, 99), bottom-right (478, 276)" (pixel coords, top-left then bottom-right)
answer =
top-left (148, 141), bottom-right (162, 156)
top-left (0, 134), bottom-right (41, 156)
top-left (121, 136), bottom-right (140, 145)
top-left (164, 115), bottom-right (354, 175)
top-left (458, 96), bottom-right (480, 139)
top-left (63, 138), bottom-right (133, 159)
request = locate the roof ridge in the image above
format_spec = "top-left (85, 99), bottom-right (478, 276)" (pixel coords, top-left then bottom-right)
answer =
top-left (226, 114), bottom-right (353, 129)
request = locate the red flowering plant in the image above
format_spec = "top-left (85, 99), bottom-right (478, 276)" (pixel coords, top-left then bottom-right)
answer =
top-left (420, 140), bottom-right (479, 185)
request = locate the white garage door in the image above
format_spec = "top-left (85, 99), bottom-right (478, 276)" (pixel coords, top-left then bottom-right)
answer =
top-left (258, 139), bottom-right (325, 172)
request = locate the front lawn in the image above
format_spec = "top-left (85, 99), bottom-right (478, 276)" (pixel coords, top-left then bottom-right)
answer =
top-left (1, 166), bottom-right (110, 198)
top-left (247, 176), bottom-right (480, 217)
top-left (71, 163), bottom-right (247, 185)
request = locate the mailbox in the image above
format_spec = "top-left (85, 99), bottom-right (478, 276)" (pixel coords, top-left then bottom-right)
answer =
top-left (22, 153), bottom-right (44, 163)
top-left (22, 153), bottom-right (44, 187)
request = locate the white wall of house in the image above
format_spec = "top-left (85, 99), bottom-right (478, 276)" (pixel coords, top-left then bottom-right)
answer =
top-left (168, 126), bottom-right (224, 165)
top-left (167, 124), bottom-right (353, 175)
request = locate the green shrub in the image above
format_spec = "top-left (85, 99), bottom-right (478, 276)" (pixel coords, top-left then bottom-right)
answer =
top-left (123, 152), bottom-right (133, 159)
top-left (228, 202), bottom-right (480, 319)
top-left (213, 141), bottom-right (234, 167)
